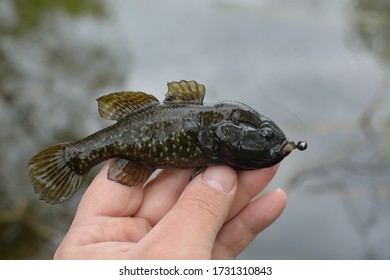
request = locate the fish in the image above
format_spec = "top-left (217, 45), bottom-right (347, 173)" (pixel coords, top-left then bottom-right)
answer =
top-left (28, 80), bottom-right (307, 204)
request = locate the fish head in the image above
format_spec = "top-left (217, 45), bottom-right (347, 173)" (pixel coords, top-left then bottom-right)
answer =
top-left (214, 103), bottom-right (299, 169)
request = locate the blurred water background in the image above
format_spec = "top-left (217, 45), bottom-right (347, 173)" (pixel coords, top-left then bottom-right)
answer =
top-left (1, 0), bottom-right (389, 259)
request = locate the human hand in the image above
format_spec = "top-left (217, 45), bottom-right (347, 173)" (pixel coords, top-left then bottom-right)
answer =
top-left (54, 163), bottom-right (286, 259)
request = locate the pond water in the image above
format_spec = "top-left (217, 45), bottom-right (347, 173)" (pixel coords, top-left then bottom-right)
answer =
top-left (1, 0), bottom-right (389, 259)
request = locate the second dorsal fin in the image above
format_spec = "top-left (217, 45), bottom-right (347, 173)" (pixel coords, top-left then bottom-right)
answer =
top-left (164, 80), bottom-right (205, 104)
top-left (96, 91), bottom-right (159, 120)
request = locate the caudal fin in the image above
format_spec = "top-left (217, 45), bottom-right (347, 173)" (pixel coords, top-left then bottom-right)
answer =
top-left (27, 142), bottom-right (86, 204)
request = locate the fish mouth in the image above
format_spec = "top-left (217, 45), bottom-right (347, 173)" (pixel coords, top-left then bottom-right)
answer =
top-left (282, 139), bottom-right (308, 153)
top-left (282, 140), bottom-right (296, 153)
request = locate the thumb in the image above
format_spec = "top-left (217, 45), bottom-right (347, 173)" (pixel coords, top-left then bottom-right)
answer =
top-left (139, 166), bottom-right (237, 259)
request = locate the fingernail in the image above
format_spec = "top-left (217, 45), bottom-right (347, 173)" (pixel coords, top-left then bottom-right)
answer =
top-left (202, 166), bottom-right (236, 193)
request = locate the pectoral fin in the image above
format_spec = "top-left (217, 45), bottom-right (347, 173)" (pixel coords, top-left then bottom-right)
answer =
top-left (164, 80), bottom-right (205, 104)
top-left (189, 167), bottom-right (205, 181)
top-left (107, 158), bottom-right (155, 186)
top-left (97, 91), bottom-right (159, 120)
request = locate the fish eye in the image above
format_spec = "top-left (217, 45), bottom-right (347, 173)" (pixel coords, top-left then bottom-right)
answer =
top-left (260, 127), bottom-right (274, 140)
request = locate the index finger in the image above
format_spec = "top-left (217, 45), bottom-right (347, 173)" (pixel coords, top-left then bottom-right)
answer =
top-left (227, 164), bottom-right (279, 219)
top-left (76, 161), bottom-right (144, 218)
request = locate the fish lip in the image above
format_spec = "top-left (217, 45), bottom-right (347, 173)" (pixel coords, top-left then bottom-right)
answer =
top-left (281, 139), bottom-right (296, 154)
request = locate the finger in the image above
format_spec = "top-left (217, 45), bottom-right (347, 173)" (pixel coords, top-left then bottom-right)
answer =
top-left (76, 161), bottom-right (144, 219)
top-left (58, 215), bottom-right (151, 251)
top-left (134, 169), bottom-right (194, 226)
top-left (138, 166), bottom-right (237, 259)
top-left (102, 217), bottom-right (152, 242)
top-left (212, 188), bottom-right (287, 259)
top-left (55, 241), bottom-right (137, 260)
top-left (227, 165), bottom-right (279, 220)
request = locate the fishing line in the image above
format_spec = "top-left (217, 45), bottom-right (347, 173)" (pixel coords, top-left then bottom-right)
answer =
top-left (262, 91), bottom-right (307, 150)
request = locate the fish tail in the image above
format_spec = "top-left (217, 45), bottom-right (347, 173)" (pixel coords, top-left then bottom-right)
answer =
top-left (27, 142), bottom-right (86, 204)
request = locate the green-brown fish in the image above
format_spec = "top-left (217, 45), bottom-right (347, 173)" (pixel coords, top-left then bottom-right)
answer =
top-left (28, 80), bottom-right (307, 204)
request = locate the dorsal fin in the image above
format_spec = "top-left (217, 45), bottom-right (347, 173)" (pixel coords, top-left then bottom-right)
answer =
top-left (164, 80), bottom-right (205, 104)
top-left (96, 91), bottom-right (159, 120)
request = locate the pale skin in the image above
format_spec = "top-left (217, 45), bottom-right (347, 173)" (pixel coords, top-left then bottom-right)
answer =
top-left (54, 162), bottom-right (286, 259)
